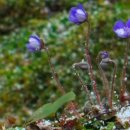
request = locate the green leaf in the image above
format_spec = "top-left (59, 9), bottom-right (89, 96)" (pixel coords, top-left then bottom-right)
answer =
top-left (106, 122), bottom-right (115, 130)
top-left (7, 127), bottom-right (25, 130)
top-left (27, 91), bottom-right (76, 125)
top-left (27, 103), bottom-right (53, 123)
top-left (53, 91), bottom-right (75, 110)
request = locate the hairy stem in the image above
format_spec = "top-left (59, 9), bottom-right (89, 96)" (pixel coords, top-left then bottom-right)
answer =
top-left (45, 47), bottom-right (65, 95)
top-left (85, 20), bottom-right (102, 107)
top-left (74, 69), bottom-right (93, 105)
top-left (97, 57), bottom-right (110, 107)
top-left (110, 60), bottom-right (117, 109)
top-left (120, 40), bottom-right (129, 95)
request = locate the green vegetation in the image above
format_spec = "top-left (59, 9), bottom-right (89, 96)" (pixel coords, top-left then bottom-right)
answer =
top-left (0, 0), bottom-right (130, 129)
top-left (27, 91), bottom-right (75, 124)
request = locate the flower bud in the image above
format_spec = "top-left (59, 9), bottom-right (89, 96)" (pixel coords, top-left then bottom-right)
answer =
top-left (26, 34), bottom-right (44, 52)
top-left (69, 4), bottom-right (88, 25)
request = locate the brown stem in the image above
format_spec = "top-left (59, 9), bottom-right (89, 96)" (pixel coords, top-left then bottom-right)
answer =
top-left (85, 20), bottom-right (102, 107)
top-left (96, 54), bottom-right (110, 107)
top-left (109, 60), bottom-right (117, 109)
top-left (45, 47), bottom-right (65, 95)
top-left (74, 69), bottom-right (93, 105)
top-left (120, 41), bottom-right (129, 95)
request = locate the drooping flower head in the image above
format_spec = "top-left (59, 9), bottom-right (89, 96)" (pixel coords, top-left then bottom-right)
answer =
top-left (99, 51), bottom-right (110, 70)
top-left (113, 19), bottom-right (130, 38)
top-left (100, 51), bottom-right (109, 59)
top-left (26, 34), bottom-right (42, 52)
top-left (69, 4), bottom-right (88, 24)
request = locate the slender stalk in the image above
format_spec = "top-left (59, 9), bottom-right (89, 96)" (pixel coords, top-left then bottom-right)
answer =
top-left (96, 54), bottom-right (110, 106)
top-left (120, 40), bottom-right (129, 94)
top-left (85, 20), bottom-right (102, 107)
top-left (74, 68), bottom-right (93, 105)
top-left (109, 60), bottom-right (117, 109)
top-left (43, 43), bottom-right (78, 117)
top-left (45, 47), bottom-right (65, 95)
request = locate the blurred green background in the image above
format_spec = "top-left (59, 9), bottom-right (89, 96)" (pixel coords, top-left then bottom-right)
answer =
top-left (0, 0), bottom-right (130, 125)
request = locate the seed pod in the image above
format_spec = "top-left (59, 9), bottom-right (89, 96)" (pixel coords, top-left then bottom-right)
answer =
top-left (73, 61), bottom-right (89, 70)
top-left (100, 58), bottom-right (111, 70)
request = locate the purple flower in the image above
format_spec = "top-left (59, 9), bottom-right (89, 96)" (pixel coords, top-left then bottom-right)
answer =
top-left (113, 19), bottom-right (130, 38)
top-left (69, 4), bottom-right (87, 24)
top-left (100, 51), bottom-right (109, 59)
top-left (100, 51), bottom-right (110, 70)
top-left (26, 35), bottom-right (42, 52)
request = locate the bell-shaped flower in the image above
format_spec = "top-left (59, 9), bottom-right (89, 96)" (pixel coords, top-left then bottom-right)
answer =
top-left (69, 4), bottom-right (88, 24)
top-left (26, 35), bottom-right (42, 52)
top-left (113, 19), bottom-right (130, 38)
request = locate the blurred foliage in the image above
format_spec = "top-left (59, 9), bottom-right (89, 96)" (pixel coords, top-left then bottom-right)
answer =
top-left (0, 0), bottom-right (130, 126)
top-left (0, 0), bottom-right (46, 34)
top-left (0, 0), bottom-right (87, 34)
